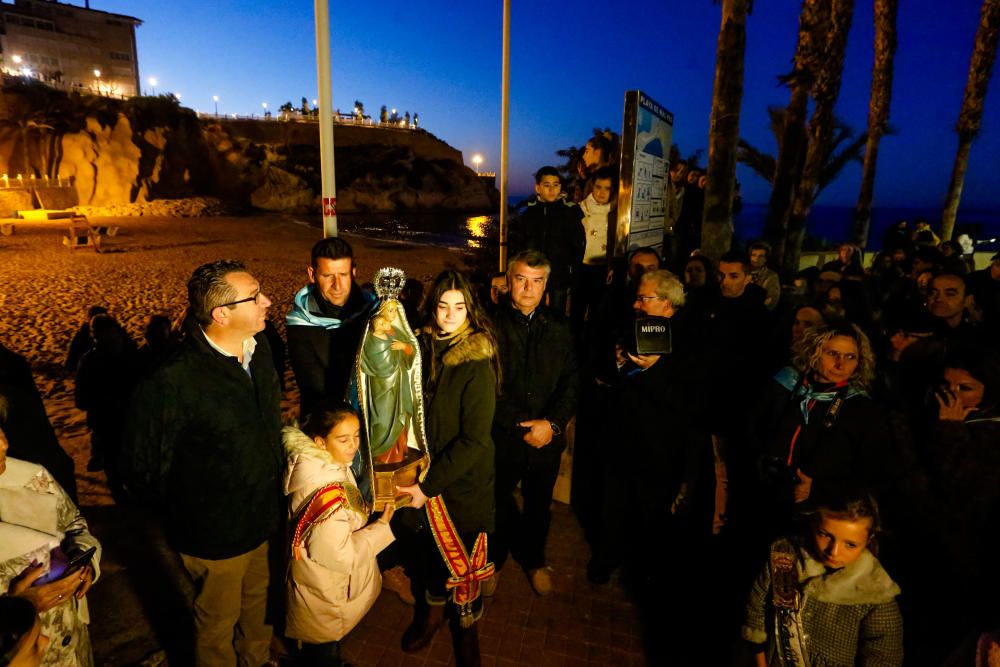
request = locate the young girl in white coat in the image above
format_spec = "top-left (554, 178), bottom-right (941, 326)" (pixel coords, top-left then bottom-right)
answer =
top-left (283, 405), bottom-right (395, 666)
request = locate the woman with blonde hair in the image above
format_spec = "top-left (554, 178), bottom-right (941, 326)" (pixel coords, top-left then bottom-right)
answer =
top-left (750, 322), bottom-right (888, 537)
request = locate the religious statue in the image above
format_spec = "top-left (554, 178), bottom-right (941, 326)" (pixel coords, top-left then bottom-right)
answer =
top-left (355, 268), bottom-right (430, 510)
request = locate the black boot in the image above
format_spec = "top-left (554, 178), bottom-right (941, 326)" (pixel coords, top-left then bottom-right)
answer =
top-left (401, 602), bottom-right (445, 653)
top-left (450, 618), bottom-right (481, 667)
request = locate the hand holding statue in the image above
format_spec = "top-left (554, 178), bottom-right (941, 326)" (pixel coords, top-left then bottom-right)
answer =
top-left (396, 483), bottom-right (428, 509)
top-left (378, 503), bottom-right (396, 524)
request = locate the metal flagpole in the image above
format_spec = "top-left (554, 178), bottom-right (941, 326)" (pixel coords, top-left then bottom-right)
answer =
top-left (498, 0), bottom-right (511, 271)
top-left (315, 0), bottom-right (337, 237)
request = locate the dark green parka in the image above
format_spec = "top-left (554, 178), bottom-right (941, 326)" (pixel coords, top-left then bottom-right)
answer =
top-left (418, 330), bottom-right (497, 535)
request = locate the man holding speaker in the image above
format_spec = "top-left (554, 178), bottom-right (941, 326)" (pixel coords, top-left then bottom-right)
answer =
top-left (588, 269), bottom-right (710, 599)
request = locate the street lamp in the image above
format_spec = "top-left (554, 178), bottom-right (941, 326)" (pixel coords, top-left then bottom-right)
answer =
top-left (213, 95), bottom-right (219, 116)
top-left (93, 69), bottom-right (101, 94)
top-left (148, 76), bottom-right (158, 95)
top-left (472, 154), bottom-right (483, 174)
top-left (11, 55), bottom-right (22, 65)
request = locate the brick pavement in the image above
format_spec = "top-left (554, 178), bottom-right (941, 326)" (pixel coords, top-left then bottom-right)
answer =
top-left (340, 502), bottom-right (648, 667)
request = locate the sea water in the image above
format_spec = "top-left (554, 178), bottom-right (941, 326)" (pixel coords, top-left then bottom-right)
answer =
top-left (337, 203), bottom-right (1000, 254)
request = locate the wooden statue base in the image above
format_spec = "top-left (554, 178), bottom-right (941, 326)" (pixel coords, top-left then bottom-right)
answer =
top-left (373, 449), bottom-right (425, 511)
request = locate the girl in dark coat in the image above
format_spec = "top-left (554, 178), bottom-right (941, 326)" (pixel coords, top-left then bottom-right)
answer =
top-left (396, 270), bottom-right (500, 667)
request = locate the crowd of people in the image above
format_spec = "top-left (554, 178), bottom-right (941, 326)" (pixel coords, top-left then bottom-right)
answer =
top-left (1, 153), bottom-right (999, 667)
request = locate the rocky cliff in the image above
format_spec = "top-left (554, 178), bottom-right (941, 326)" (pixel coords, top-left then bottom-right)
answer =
top-left (0, 83), bottom-right (499, 214)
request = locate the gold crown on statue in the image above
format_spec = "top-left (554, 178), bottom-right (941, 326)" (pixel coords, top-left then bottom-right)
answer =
top-left (374, 267), bottom-right (406, 300)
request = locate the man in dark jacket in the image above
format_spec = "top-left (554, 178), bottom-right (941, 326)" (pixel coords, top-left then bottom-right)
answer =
top-left (491, 250), bottom-right (579, 596)
top-left (508, 166), bottom-right (585, 315)
top-left (286, 237), bottom-right (376, 418)
top-left (123, 260), bottom-right (283, 667)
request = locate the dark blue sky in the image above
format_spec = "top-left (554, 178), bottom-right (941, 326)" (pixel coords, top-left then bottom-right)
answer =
top-left (96, 0), bottom-right (999, 210)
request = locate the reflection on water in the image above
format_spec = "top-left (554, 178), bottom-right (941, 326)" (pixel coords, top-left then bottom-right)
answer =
top-left (336, 212), bottom-right (498, 250)
top-left (465, 216), bottom-right (490, 249)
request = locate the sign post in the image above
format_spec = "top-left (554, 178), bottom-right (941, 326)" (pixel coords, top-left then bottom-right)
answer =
top-left (614, 90), bottom-right (674, 258)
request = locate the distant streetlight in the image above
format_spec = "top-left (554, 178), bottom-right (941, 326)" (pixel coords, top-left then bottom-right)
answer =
top-left (472, 154), bottom-right (483, 174)
top-left (93, 69), bottom-right (101, 93)
top-left (148, 76), bottom-right (158, 95)
top-left (21, 67), bottom-right (32, 78)
top-left (11, 55), bottom-right (22, 65)
top-left (213, 95), bottom-right (219, 116)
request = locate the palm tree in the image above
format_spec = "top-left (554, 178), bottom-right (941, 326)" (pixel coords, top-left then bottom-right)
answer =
top-left (702, 0), bottom-right (752, 260)
top-left (763, 0), bottom-right (829, 265)
top-left (852, 0), bottom-right (899, 247)
top-left (941, 0), bottom-right (1000, 241)
top-left (739, 108), bottom-right (869, 199)
top-left (784, 0), bottom-right (855, 273)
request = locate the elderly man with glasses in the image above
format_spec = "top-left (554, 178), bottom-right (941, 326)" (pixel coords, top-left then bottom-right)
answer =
top-left (123, 259), bottom-right (283, 667)
top-left (588, 270), bottom-right (709, 591)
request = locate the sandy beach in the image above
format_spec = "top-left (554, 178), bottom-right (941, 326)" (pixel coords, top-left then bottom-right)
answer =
top-left (0, 214), bottom-right (467, 505)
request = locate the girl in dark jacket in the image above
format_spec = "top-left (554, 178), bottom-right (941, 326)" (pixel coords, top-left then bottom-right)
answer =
top-left (396, 270), bottom-right (501, 667)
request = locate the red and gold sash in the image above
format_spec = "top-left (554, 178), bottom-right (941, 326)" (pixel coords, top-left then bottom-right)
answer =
top-left (291, 483), bottom-right (348, 561)
top-left (425, 495), bottom-right (494, 624)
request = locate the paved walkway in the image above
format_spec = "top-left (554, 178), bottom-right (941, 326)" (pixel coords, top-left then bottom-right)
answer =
top-left (87, 501), bottom-right (648, 666)
top-left (340, 502), bottom-right (647, 667)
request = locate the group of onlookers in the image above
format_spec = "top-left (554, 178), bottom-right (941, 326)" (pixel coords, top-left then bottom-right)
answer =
top-left (2, 156), bottom-right (1000, 667)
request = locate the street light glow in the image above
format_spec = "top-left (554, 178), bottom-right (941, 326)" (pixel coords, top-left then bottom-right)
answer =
top-left (148, 77), bottom-right (158, 87)
top-left (11, 55), bottom-right (22, 64)
top-left (93, 69), bottom-right (101, 78)
top-left (472, 154), bottom-right (483, 174)
top-left (213, 95), bottom-right (219, 102)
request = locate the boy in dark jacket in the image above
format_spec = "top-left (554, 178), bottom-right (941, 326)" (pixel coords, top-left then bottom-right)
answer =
top-left (508, 166), bottom-right (585, 315)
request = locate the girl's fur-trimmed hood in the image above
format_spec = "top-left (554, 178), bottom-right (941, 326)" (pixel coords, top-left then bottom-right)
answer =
top-left (440, 330), bottom-right (495, 366)
top-left (282, 425), bottom-right (350, 501)
top-left (800, 548), bottom-right (900, 605)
